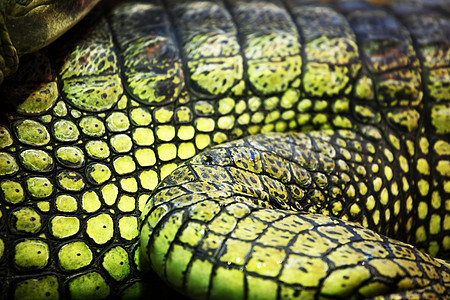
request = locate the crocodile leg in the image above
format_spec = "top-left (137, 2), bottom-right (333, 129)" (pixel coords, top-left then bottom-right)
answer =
top-left (141, 130), bottom-right (450, 299)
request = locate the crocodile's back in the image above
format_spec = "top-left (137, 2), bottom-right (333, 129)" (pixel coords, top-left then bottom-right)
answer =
top-left (0, 0), bottom-right (449, 299)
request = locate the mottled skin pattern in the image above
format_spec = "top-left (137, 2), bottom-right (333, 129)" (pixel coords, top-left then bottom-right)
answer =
top-left (0, 0), bottom-right (449, 299)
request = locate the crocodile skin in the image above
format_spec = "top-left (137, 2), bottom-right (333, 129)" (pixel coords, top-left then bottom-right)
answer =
top-left (0, 0), bottom-right (449, 299)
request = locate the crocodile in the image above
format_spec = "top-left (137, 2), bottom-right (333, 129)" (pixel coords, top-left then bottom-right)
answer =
top-left (0, 0), bottom-right (449, 299)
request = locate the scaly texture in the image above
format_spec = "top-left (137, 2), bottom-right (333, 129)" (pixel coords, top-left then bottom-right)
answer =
top-left (142, 131), bottom-right (450, 299)
top-left (0, 0), bottom-right (449, 299)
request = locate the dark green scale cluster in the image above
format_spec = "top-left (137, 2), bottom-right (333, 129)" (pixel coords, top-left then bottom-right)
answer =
top-left (0, 0), bottom-right (448, 299)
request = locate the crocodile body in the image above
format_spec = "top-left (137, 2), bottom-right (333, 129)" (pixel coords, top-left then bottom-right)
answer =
top-left (0, 0), bottom-right (449, 299)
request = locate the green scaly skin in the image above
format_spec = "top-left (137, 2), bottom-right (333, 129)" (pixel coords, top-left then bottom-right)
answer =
top-left (0, 0), bottom-right (449, 299)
